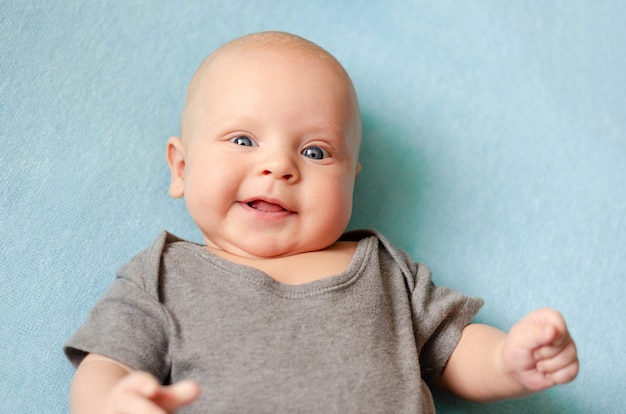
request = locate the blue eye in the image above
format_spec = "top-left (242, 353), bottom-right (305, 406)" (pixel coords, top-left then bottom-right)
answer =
top-left (231, 135), bottom-right (255, 146)
top-left (302, 146), bottom-right (327, 160)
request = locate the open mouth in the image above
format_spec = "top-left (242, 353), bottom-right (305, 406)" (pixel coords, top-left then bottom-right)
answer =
top-left (247, 200), bottom-right (288, 213)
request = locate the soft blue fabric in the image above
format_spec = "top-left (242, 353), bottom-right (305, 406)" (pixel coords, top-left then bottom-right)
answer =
top-left (1, 1), bottom-right (624, 413)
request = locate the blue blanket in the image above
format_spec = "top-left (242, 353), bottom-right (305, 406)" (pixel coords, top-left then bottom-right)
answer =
top-left (2, 1), bottom-right (624, 412)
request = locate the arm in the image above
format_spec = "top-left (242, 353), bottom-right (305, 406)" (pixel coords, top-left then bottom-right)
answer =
top-left (437, 308), bottom-right (579, 402)
top-left (70, 353), bottom-right (200, 414)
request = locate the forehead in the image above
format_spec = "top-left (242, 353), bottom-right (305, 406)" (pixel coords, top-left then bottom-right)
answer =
top-left (190, 47), bottom-right (355, 124)
top-left (199, 45), bottom-right (350, 95)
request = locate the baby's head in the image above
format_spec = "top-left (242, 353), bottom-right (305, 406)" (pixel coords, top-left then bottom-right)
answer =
top-left (167, 32), bottom-right (362, 258)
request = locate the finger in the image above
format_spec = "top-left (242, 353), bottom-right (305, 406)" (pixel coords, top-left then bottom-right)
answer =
top-left (548, 360), bottom-right (580, 385)
top-left (511, 317), bottom-right (555, 352)
top-left (537, 342), bottom-right (579, 374)
top-left (520, 308), bottom-right (568, 349)
top-left (538, 309), bottom-right (568, 337)
top-left (153, 380), bottom-right (201, 411)
top-left (109, 372), bottom-right (168, 414)
top-left (533, 330), bottom-right (573, 360)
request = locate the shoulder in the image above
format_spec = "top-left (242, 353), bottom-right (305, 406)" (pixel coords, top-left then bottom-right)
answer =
top-left (116, 231), bottom-right (192, 294)
top-left (343, 229), bottom-right (418, 267)
top-left (343, 228), bottom-right (428, 289)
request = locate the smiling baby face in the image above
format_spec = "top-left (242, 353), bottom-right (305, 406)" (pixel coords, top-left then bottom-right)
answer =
top-left (167, 32), bottom-right (361, 258)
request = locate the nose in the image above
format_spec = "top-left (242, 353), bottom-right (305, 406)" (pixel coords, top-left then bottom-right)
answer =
top-left (258, 149), bottom-right (299, 183)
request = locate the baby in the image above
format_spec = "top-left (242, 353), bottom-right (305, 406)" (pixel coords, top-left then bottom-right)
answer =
top-left (65, 32), bottom-right (578, 413)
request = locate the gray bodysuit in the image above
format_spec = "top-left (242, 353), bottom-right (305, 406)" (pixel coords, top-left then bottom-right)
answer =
top-left (65, 229), bottom-right (483, 413)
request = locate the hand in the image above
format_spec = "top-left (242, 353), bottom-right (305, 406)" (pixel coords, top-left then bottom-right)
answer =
top-left (104, 371), bottom-right (200, 414)
top-left (503, 308), bottom-right (579, 391)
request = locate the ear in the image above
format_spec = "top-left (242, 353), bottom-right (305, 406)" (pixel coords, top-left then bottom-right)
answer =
top-left (166, 137), bottom-right (186, 198)
top-left (355, 162), bottom-right (362, 177)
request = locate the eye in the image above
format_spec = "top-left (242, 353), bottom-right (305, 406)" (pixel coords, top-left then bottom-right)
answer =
top-left (230, 135), bottom-right (256, 147)
top-left (302, 146), bottom-right (328, 160)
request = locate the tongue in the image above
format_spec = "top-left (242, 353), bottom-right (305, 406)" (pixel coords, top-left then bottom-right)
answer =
top-left (249, 200), bottom-right (285, 212)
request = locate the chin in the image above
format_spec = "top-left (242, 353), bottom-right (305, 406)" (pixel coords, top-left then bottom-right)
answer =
top-left (237, 239), bottom-right (323, 259)
top-left (241, 244), bottom-right (300, 259)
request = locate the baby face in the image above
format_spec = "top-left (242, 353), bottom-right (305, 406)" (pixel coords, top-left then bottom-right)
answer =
top-left (167, 41), bottom-right (361, 258)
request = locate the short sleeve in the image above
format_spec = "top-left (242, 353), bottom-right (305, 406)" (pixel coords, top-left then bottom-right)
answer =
top-left (348, 229), bottom-right (484, 384)
top-left (63, 232), bottom-right (174, 382)
top-left (410, 263), bottom-right (484, 383)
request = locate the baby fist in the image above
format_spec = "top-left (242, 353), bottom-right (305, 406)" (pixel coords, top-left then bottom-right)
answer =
top-left (504, 308), bottom-right (579, 391)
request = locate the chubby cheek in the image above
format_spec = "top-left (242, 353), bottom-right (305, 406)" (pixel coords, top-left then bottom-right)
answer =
top-left (310, 176), bottom-right (355, 235)
top-left (182, 163), bottom-right (234, 223)
top-left (183, 184), bottom-right (215, 228)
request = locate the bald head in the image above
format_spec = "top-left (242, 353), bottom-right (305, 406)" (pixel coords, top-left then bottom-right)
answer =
top-left (180, 32), bottom-right (361, 156)
top-left (186, 32), bottom-right (351, 99)
top-left (210, 31), bottom-right (336, 61)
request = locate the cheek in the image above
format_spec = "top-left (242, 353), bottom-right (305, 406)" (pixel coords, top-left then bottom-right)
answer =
top-left (185, 148), bottom-right (239, 190)
top-left (182, 160), bottom-right (234, 212)
top-left (315, 175), bottom-right (355, 226)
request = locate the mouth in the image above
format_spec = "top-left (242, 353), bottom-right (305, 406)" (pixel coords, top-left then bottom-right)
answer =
top-left (245, 199), bottom-right (291, 213)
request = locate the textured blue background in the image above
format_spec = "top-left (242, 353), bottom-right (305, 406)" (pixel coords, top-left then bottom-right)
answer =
top-left (1, 1), bottom-right (625, 413)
